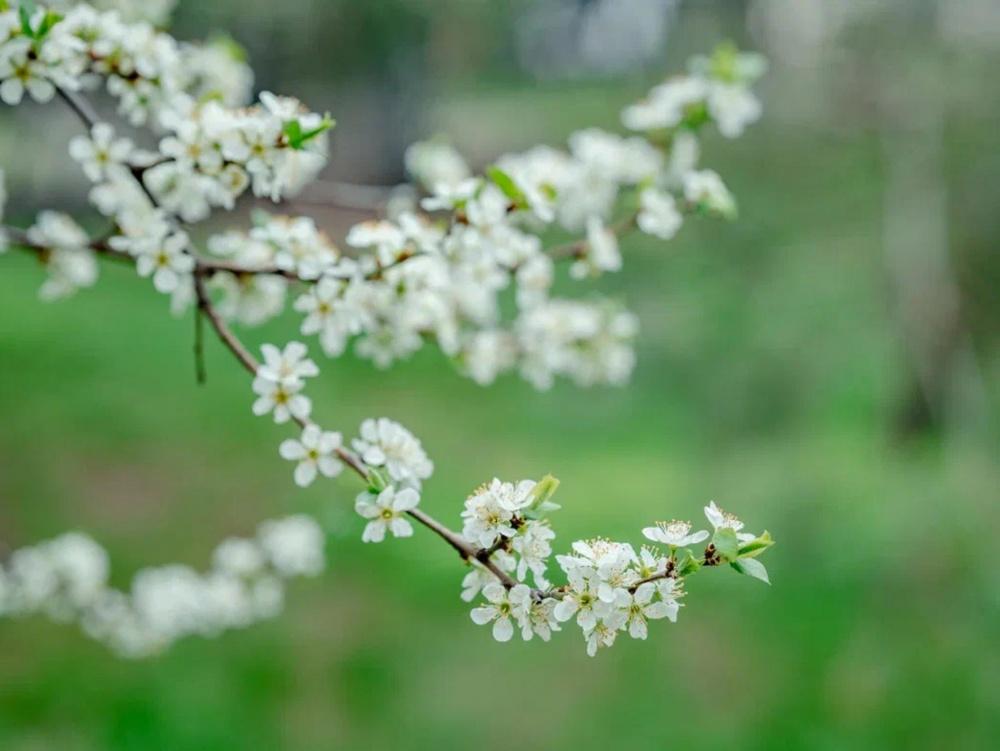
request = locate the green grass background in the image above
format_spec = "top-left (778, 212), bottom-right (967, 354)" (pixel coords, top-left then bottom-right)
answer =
top-left (2, 3), bottom-right (1000, 749)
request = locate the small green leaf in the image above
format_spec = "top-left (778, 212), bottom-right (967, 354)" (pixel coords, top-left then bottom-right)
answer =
top-left (731, 558), bottom-right (770, 585)
top-left (737, 530), bottom-right (774, 559)
top-left (366, 467), bottom-right (387, 493)
top-left (712, 526), bottom-right (740, 562)
top-left (676, 548), bottom-right (702, 577)
top-left (709, 41), bottom-right (741, 83)
top-left (486, 166), bottom-right (527, 207)
top-left (36, 10), bottom-right (62, 40)
top-left (283, 119), bottom-right (303, 144)
top-left (681, 100), bottom-right (710, 130)
top-left (19, 2), bottom-right (35, 37)
top-left (208, 34), bottom-right (248, 63)
top-left (529, 475), bottom-right (559, 507)
top-left (283, 114), bottom-right (335, 150)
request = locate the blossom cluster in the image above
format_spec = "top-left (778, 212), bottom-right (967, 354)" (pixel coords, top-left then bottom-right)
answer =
top-left (0, 0), bottom-right (774, 659)
top-left (461, 488), bottom-right (772, 656)
top-left (0, 514), bottom-right (325, 657)
top-left (3, 0), bottom-right (762, 392)
top-left (239, 339), bottom-right (773, 657)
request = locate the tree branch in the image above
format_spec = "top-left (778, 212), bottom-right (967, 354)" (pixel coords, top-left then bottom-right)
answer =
top-left (35, 86), bottom-right (611, 601)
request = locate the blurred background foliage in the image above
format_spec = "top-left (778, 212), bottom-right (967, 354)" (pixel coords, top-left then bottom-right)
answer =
top-left (1, 0), bottom-right (999, 749)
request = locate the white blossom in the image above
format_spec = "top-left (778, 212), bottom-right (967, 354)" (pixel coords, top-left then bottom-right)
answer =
top-left (553, 566), bottom-right (608, 630)
top-left (130, 228), bottom-right (194, 294)
top-left (460, 551), bottom-right (516, 603)
top-left (69, 123), bottom-right (134, 183)
top-left (707, 83), bottom-right (762, 138)
top-left (470, 582), bottom-right (530, 642)
top-left (279, 424), bottom-right (344, 487)
top-left (683, 169), bottom-right (736, 218)
top-left (352, 418), bottom-right (433, 489)
top-left (621, 76), bottom-right (707, 132)
top-left (0, 513), bottom-right (324, 658)
top-left (0, 38), bottom-right (57, 105)
top-left (258, 341), bottom-right (320, 385)
top-left (571, 216), bottom-right (621, 279)
top-left (251, 344), bottom-right (316, 424)
top-left (405, 139), bottom-right (470, 189)
top-left (460, 478), bottom-right (535, 548)
top-left (642, 520), bottom-right (710, 548)
top-left (623, 582), bottom-right (673, 639)
top-left (257, 515), bottom-right (326, 577)
top-left (512, 520), bottom-right (555, 588)
top-left (354, 486), bottom-right (420, 543)
top-left (26, 211), bottom-right (98, 300)
top-left (637, 188), bottom-right (682, 240)
top-left (704, 501), bottom-right (757, 543)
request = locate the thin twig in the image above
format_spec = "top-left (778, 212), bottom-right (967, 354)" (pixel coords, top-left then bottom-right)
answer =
top-left (194, 305), bottom-right (206, 385)
top-left (5, 225), bottom-right (132, 264)
top-left (56, 87), bottom-right (99, 129)
top-left (192, 269), bottom-right (259, 376)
